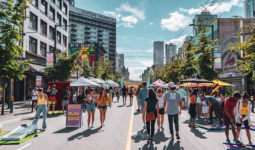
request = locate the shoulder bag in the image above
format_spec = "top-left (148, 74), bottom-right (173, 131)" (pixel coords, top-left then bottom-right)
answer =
top-left (146, 99), bottom-right (156, 122)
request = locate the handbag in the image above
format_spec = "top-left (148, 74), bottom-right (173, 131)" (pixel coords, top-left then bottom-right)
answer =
top-left (146, 111), bottom-right (155, 121)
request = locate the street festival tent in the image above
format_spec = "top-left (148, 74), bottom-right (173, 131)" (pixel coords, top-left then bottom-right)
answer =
top-left (87, 77), bottom-right (108, 88)
top-left (105, 79), bottom-right (119, 87)
top-left (150, 79), bottom-right (167, 87)
top-left (70, 77), bottom-right (100, 87)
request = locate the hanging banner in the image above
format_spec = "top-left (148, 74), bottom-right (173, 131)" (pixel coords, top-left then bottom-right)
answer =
top-left (214, 52), bottom-right (221, 70)
top-left (36, 76), bottom-right (42, 87)
top-left (146, 77), bottom-right (150, 88)
top-left (120, 77), bottom-right (124, 88)
top-left (46, 52), bottom-right (54, 67)
top-left (66, 104), bottom-right (83, 127)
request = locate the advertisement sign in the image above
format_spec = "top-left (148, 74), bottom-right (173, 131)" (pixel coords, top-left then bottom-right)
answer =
top-left (222, 52), bottom-right (237, 72)
top-left (46, 52), bottom-right (54, 67)
top-left (214, 52), bottom-right (221, 70)
top-left (120, 77), bottom-right (124, 88)
top-left (66, 104), bottom-right (83, 127)
top-left (146, 77), bottom-right (150, 88)
top-left (36, 76), bottom-right (42, 87)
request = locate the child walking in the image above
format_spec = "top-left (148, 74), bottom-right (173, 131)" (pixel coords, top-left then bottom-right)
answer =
top-left (202, 99), bottom-right (208, 121)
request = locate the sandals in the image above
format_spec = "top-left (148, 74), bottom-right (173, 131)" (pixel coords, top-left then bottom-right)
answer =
top-left (188, 124), bottom-right (192, 127)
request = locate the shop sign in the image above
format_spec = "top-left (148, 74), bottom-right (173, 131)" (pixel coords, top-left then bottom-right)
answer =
top-left (36, 76), bottom-right (42, 87)
top-left (66, 104), bottom-right (83, 127)
top-left (222, 52), bottom-right (237, 72)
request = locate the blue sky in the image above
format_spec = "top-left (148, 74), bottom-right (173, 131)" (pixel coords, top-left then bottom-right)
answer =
top-left (75, 0), bottom-right (244, 80)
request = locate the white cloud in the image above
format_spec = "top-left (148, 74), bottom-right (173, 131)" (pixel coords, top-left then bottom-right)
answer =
top-left (119, 15), bottom-right (138, 28)
top-left (161, 12), bottom-right (191, 31)
top-left (103, 11), bottom-right (121, 21)
top-left (137, 37), bottom-right (144, 40)
top-left (183, 0), bottom-right (243, 15)
top-left (149, 22), bottom-right (153, 25)
top-left (116, 2), bottom-right (145, 21)
top-left (167, 35), bottom-right (187, 46)
top-left (145, 48), bottom-right (153, 53)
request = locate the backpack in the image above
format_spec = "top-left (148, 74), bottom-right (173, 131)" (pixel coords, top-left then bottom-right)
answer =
top-left (63, 91), bottom-right (69, 100)
top-left (219, 98), bottom-right (231, 113)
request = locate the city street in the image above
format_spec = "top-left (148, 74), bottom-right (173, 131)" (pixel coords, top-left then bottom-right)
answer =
top-left (1, 97), bottom-right (255, 150)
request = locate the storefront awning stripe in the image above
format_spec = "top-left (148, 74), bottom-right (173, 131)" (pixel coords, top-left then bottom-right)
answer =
top-left (28, 63), bottom-right (45, 73)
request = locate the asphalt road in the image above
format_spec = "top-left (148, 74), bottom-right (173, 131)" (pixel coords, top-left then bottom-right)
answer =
top-left (1, 97), bottom-right (255, 150)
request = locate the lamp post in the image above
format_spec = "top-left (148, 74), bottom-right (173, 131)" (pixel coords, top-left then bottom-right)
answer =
top-left (54, 24), bottom-right (79, 67)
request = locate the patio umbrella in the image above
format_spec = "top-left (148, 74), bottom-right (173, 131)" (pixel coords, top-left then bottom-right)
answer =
top-left (180, 74), bottom-right (213, 83)
top-left (70, 77), bottom-right (100, 87)
top-left (105, 80), bottom-right (119, 87)
top-left (202, 79), bottom-right (234, 86)
top-left (87, 77), bottom-right (108, 88)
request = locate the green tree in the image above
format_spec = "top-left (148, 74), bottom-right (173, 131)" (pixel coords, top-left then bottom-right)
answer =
top-left (230, 19), bottom-right (255, 81)
top-left (182, 42), bottom-right (197, 78)
top-left (165, 54), bottom-right (183, 83)
top-left (46, 51), bottom-right (79, 81)
top-left (113, 71), bottom-right (124, 84)
top-left (194, 28), bottom-right (218, 80)
top-left (80, 59), bottom-right (93, 78)
top-left (0, 0), bottom-right (34, 115)
top-left (101, 60), bottom-right (114, 80)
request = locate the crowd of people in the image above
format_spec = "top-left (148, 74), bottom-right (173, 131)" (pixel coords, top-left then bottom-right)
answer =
top-left (30, 82), bottom-right (253, 145)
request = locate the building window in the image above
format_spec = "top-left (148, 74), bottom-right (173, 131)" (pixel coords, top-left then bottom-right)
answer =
top-left (63, 35), bottom-right (67, 46)
top-left (31, 0), bottom-right (38, 7)
top-left (49, 6), bottom-right (55, 21)
top-left (49, 26), bottom-right (54, 39)
top-left (57, 31), bottom-right (61, 43)
top-left (49, 46), bottom-right (54, 52)
top-left (29, 37), bottom-right (37, 53)
top-left (57, 13), bottom-right (61, 25)
top-left (51, 0), bottom-right (55, 3)
top-left (63, 18), bottom-right (67, 30)
top-left (63, 3), bottom-right (67, 14)
top-left (40, 42), bottom-right (47, 57)
top-left (29, 12), bottom-right (37, 30)
top-left (56, 0), bottom-right (62, 8)
top-left (40, 0), bottom-right (47, 15)
top-left (40, 20), bottom-right (47, 35)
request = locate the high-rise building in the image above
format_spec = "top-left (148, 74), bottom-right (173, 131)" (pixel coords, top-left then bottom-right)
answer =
top-left (165, 43), bottom-right (176, 63)
top-left (153, 41), bottom-right (164, 67)
top-left (245, 0), bottom-right (255, 18)
top-left (115, 53), bottom-right (122, 73)
top-left (68, 3), bottom-right (117, 71)
top-left (193, 10), bottom-right (217, 36)
top-left (119, 54), bottom-right (124, 73)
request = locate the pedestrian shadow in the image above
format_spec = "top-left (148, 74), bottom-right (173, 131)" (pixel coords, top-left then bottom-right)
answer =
top-left (182, 120), bottom-right (189, 124)
top-left (153, 131), bottom-right (169, 144)
top-left (53, 127), bottom-right (79, 133)
top-left (67, 127), bottom-right (102, 141)
top-left (131, 129), bottom-right (147, 143)
top-left (163, 140), bottom-right (184, 150)
top-left (117, 105), bottom-right (125, 107)
top-left (140, 142), bottom-right (158, 150)
top-left (134, 111), bottom-right (141, 115)
top-left (190, 128), bottom-right (207, 139)
top-left (126, 105), bottom-right (132, 107)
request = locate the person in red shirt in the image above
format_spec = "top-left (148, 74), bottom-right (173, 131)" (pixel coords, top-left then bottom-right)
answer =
top-left (223, 92), bottom-right (241, 143)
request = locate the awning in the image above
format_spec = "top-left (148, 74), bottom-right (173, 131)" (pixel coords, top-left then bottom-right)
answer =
top-left (28, 63), bottom-right (45, 73)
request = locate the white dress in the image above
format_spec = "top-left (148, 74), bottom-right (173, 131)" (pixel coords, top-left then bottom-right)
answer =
top-left (202, 101), bottom-right (208, 113)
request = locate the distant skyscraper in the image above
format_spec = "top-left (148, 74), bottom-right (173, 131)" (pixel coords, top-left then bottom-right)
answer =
top-left (193, 10), bottom-right (217, 36)
top-left (165, 43), bottom-right (176, 63)
top-left (245, 0), bottom-right (255, 18)
top-left (153, 41), bottom-right (164, 67)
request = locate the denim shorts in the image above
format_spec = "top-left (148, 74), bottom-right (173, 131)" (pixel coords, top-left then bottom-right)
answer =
top-left (99, 106), bottom-right (107, 110)
top-left (87, 104), bottom-right (95, 111)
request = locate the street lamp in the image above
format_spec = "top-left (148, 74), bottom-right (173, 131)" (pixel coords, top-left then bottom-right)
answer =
top-left (54, 24), bottom-right (79, 67)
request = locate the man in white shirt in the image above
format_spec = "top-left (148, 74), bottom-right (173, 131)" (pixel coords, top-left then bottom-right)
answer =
top-left (196, 90), bottom-right (202, 119)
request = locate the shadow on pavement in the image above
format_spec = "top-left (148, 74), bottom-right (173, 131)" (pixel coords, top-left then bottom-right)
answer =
top-left (132, 129), bottom-right (147, 143)
top-left (189, 128), bottom-right (207, 139)
top-left (140, 142), bottom-right (158, 150)
top-left (117, 105), bottom-right (125, 107)
top-left (126, 105), bottom-right (132, 107)
top-left (163, 140), bottom-right (184, 150)
top-left (134, 111), bottom-right (141, 115)
top-left (153, 131), bottom-right (169, 144)
top-left (67, 127), bottom-right (103, 141)
top-left (54, 127), bottom-right (79, 134)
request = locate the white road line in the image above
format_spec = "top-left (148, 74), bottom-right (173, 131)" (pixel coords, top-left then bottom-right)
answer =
top-left (181, 114), bottom-right (187, 118)
top-left (17, 143), bottom-right (32, 150)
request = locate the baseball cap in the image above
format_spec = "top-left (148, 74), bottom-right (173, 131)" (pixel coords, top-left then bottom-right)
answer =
top-left (199, 94), bottom-right (204, 97)
top-left (168, 82), bottom-right (176, 88)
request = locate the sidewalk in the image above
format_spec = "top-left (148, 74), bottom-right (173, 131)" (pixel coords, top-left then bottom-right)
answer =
top-left (0, 101), bottom-right (35, 125)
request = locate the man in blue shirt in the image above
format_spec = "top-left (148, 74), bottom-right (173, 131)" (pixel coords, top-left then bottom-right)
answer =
top-left (138, 82), bottom-right (149, 129)
top-left (178, 86), bottom-right (187, 109)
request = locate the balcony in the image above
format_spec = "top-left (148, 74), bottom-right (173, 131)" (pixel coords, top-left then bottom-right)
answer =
top-left (98, 33), bottom-right (103, 37)
top-left (109, 40), bottom-right (115, 43)
top-left (85, 31), bottom-right (90, 34)
top-left (70, 34), bottom-right (77, 37)
top-left (70, 29), bottom-right (77, 32)
top-left (85, 27), bottom-right (90, 29)
top-left (71, 39), bottom-right (76, 42)
top-left (98, 29), bottom-right (103, 32)
top-left (85, 29), bottom-right (90, 32)
top-left (110, 32), bottom-right (115, 35)
top-left (110, 45), bottom-right (115, 48)
top-left (97, 39), bottom-right (103, 42)
top-left (85, 37), bottom-right (90, 40)
top-left (109, 36), bottom-right (115, 39)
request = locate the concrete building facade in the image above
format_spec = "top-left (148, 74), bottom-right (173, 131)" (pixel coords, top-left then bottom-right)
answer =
top-left (165, 43), bottom-right (177, 63)
top-left (115, 53), bottom-right (122, 73)
top-left (153, 41), bottom-right (164, 67)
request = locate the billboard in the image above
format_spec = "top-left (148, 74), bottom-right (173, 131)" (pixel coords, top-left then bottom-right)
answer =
top-left (69, 43), bottom-right (100, 66)
top-left (46, 52), bottom-right (54, 67)
top-left (214, 52), bottom-right (221, 71)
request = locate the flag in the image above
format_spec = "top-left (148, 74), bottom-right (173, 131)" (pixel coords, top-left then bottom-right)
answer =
top-left (120, 77), bottom-right (124, 88)
top-left (146, 77), bottom-right (150, 88)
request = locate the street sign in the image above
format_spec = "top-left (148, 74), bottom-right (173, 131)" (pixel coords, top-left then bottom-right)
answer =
top-left (66, 104), bottom-right (83, 127)
top-left (36, 76), bottom-right (42, 87)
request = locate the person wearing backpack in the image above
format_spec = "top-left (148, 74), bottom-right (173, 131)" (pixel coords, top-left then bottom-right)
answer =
top-left (62, 87), bottom-right (70, 113)
top-left (49, 84), bottom-right (58, 114)
top-left (129, 86), bottom-right (134, 106)
top-left (222, 92), bottom-right (241, 144)
top-left (235, 92), bottom-right (252, 145)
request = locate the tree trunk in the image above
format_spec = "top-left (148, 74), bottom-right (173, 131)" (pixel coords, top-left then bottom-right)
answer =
top-left (1, 80), bottom-right (6, 115)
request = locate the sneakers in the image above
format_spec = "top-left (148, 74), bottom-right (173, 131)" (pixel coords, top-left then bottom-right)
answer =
top-left (136, 109), bottom-right (140, 112)
top-left (170, 135), bottom-right (174, 140)
top-left (160, 126), bottom-right (164, 131)
top-left (143, 124), bottom-right (147, 129)
top-left (34, 133), bottom-right (38, 137)
top-left (235, 140), bottom-right (241, 144)
top-left (176, 133), bottom-right (180, 140)
top-left (226, 139), bottom-right (231, 143)
top-left (91, 124), bottom-right (94, 128)
top-left (157, 128), bottom-right (160, 132)
top-left (208, 122), bottom-right (213, 124)
top-left (88, 126), bottom-right (91, 130)
top-left (102, 123), bottom-right (105, 126)
top-left (100, 124), bottom-right (103, 127)
top-left (249, 142), bottom-right (253, 145)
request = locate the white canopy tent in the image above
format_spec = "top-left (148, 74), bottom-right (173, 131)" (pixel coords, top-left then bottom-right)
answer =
top-left (87, 77), bottom-right (108, 88)
top-left (105, 79), bottom-right (119, 87)
top-left (70, 77), bottom-right (100, 87)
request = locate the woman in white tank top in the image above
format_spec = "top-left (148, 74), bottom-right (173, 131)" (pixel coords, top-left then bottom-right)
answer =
top-left (156, 88), bottom-right (165, 131)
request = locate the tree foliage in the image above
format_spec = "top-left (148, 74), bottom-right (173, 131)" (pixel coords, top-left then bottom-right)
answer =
top-left (46, 51), bottom-right (79, 81)
top-left (0, 0), bottom-right (34, 114)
